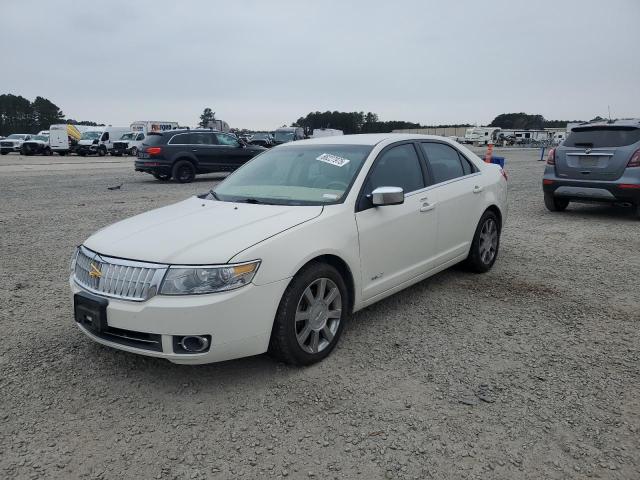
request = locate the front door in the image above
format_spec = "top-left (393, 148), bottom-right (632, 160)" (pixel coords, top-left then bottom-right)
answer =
top-left (214, 133), bottom-right (252, 169)
top-left (355, 143), bottom-right (438, 301)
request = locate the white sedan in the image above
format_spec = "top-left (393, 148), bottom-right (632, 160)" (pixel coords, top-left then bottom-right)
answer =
top-left (70, 134), bottom-right (507, 365)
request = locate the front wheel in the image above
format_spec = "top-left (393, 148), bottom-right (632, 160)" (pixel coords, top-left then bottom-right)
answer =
top-left (465, 210), bottom-right (500, 273)
top-left (98, 146), bottom-right (107, 157)
top-left (269, 263), bottom-right (348, 365)
top-left (129, 147), bottom-right (138, 157)
top-left (544, 192), bottom-right (569, 212)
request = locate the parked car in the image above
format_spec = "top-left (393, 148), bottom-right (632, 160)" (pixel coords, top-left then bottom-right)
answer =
top-left (0, 134), bottom-right (32, 154)
top-left (20, 134), bottom-right (52, 155)
top-left (273, 126), bottom-right (305, 145)
top-left (543, 119), bottom-right (640, 218)
top-left (112, 131), bottom-right (146, 156)
top-left (134, 129), bottom-right (266, 182)
top-left (71, 134), bottom-right (507, 365)
top-left (248, 132), bottom-right (274, 148)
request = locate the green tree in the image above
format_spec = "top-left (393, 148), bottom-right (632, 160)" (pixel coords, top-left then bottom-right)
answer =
top-left (32, 96), bottom-right (64, 132)
top-left (198, 108), bottom-right (216, 128)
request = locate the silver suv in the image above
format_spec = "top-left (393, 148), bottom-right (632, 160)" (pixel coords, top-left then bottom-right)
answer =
top-left (542, 119), bottom-right (640, 218)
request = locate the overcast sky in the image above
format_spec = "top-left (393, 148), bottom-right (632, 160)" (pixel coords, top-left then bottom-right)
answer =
top-left (2, 0), bottom-right (639, 129)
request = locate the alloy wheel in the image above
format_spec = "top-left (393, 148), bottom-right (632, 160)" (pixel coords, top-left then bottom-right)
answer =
top-left (295, 278), bottom-right (342, 354)
top-left (479, 218), bottom-right (498, 264)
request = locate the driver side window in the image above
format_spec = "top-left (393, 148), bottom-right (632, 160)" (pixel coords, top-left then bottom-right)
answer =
top-left (216, 133), bottom-right (240, 147)
top-left (364, 144), bottom-right (425, 195)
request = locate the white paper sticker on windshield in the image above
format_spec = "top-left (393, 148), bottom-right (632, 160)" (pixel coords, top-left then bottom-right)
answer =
top-left (322, 193), bottom-right (339, 200)
top-left (316, 153), bottom-right (350, 167)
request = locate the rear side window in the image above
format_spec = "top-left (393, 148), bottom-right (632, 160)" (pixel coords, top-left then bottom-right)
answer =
top-left (564, 127), bottom-right (640, 148)
top-left (364, 144), bottom-right (425, 195)
top-left (191, 132), bottom-right (215, 145)
top-left (420, 142), bottom-right (465, 184)
top-left (169, 133), bottom-right (192, 145)
top-left (144, 133), bottom-right (165, 146)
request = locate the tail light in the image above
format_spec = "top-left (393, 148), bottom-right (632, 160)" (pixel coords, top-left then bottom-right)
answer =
top-left (546, 148), bottom-right (556, 165)
top-left (627, 148), bottom-right (640, 168)
top-left (146, 147), bottom-right (162, 155)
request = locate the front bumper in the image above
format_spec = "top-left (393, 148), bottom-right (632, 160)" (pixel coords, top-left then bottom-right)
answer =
top-left (0, 144), bottom-right (20, 152)
top-left (543, 166), bottom-right (640, 204)
top-left (70, 277), bottom-right (290, 364)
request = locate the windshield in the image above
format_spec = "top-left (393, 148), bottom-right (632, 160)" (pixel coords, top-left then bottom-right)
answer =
top-left (120, 133), bottom-right (136, 140)
top-left (7, 134), bottom-right (26, 139)
top-left (274, 130), bottom-right (295, 142)
top-left (31, 135), bottom-right (48, 141)
top-left (213, 144), bottom-right (372, 205)
top-left (564, 127), bottom-right (640, 148)
top-left (80, 131), bottom-right (102, 140)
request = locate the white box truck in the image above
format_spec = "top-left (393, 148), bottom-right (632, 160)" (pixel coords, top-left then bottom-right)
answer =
top-left (311, 128), bottom-right (344, 138)
top-left (49, 124), bottom-right (88, 156)
top-left (130, 121), bottom-right (179, 135)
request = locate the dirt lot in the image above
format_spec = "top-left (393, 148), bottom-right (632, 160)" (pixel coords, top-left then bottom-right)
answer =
top-left (1, 149), bottom-right (638, 479)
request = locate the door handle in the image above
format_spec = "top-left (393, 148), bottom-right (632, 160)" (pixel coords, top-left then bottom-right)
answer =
top-left (473, 185), bottom-right (483, 194)
top-left (419, 198), bottom-right (436, 212)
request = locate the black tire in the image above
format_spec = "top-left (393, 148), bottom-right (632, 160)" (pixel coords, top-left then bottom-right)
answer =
top-left (79, 151), bottom-right (86, 157)
top-left (44, 147), bottom-right (52, 156)
top-left (152, 173), bottom-right (171, 181)
top-left (465, 210), bottom-right (501, 273)
top-left (98, 146), bottom-right (107, 157)
top-left (544, 192), bottom-right (569, 212)
top-left (57, 151), bottom-right (66, 156)
top-left (0, 151), bottom-right (7, 155)
top-left (130, 147), bottom-right (138, 157)
top-left (171, 159), bottom-right (196, 183)
top-left (269, 262), bottom-right (348, 366)
top-left (635, 204), bottom-right (640, 220)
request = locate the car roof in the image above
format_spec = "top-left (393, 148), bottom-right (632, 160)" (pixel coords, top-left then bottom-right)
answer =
top-left (153, 128), bottom-right (223, 135)
top-left (573, 118), bottom-right (640, 129)
top-left (279, 133), bottom-right (455, 146)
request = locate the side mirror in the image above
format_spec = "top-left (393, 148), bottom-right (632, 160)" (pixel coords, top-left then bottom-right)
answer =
top-left (371, 186), bottom-right (404, 206)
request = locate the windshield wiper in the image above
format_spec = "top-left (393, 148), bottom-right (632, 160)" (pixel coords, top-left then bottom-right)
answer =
top-left (208, 189), bottom-right (220, 200)
top-left (239, 198), bottom-right (271, 204)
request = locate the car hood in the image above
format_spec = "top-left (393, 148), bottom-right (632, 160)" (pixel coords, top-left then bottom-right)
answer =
top-left (78, 139), bottom-right (97, 145)
top-left (84, 196), bottom-right (323, 264)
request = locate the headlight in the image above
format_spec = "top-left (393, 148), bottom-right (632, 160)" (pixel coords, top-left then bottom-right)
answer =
top-left (159, 261), bottom-right (260, 295)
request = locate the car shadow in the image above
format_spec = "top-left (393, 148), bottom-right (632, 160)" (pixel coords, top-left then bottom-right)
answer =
top-left (549, 202), bottom-right (638, 221)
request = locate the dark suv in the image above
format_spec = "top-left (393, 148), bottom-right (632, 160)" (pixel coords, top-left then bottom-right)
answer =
top-left (135, 129), bottom-right (266, 183)
top-left (543, 119), bottom-right (640, 218)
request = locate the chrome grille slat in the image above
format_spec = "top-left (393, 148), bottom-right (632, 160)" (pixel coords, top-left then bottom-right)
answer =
top-left (73, 246), bottom-right (167, 302)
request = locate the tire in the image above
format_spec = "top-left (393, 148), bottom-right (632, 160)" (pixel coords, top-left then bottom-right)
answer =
top-left (57, 151), bottom-right (66, 156)
top-left (465, 210), bottom-right (501, 273)
top-left (129, 147), bottom-right (138, 157)
top-left (152, 173), bottom-right (171, 181)
top-left (544, 192), bottom-right (569, 212)
top-left (269, 262), bottom-right (348, 366)
top-left (1, 151), bottom-right (7, 155)
top-left (635, 204), bottom-right (640, 220)
top-left (171, 159), bottom-right (196, 183)
top-left (98, 146), bottom-right (107, 157)
top-left (79, 152), bottom-right (86, 157)
top-left (45, 148), bottom-right (52, 156)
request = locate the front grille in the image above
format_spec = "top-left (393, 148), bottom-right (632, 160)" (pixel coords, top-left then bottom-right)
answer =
top-left (74, 245), bottom-right (168, 301)
top-left (1, 141), bottom-right (14, 147)
top-left (113, 142), bottom-right (127, 149)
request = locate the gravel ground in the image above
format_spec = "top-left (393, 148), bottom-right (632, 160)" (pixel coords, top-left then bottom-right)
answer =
top-left (0, 150), bottom-right (638, 480)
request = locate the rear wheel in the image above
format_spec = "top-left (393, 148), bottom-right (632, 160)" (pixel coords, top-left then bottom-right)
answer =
top-left (269, 263), bottom-right (348, 365)
top-left (172, 160), bottom-right (196, 183)
top-left (544, 192), bottom-right (569, 212)
top-left (465, 210), bottom-right (500, 273)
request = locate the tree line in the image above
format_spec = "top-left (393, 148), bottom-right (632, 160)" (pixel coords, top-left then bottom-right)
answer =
top-left (292, 111), bottom-right (470, 135)
top-left (0, 94), bottom-right (103, 136)
top-left (488, 112), bottom-right (601, 130)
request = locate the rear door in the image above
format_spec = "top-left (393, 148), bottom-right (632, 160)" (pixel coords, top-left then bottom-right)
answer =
top-left (555, 126), bottom-right (640, 180)
top-left (419, 142), bottom-right (484, 264)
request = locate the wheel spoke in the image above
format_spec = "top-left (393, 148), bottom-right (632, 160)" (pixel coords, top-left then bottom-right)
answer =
top-left (317, 278), bottom-right (327, 301)
top-left (303, 287), bottom-right (315, 305)
top-left (324, 287), bottom-right (339, 305)
top-left (297, 324), bottom-right (312, 344)
top-left (327, 309), bottom-right (342, 319)
top-left (310, 330), bottom-right (320, 352)
top-left (295, 310), bottom-right (309, 322)
top-left (322, 325), bottom-right (334, 343)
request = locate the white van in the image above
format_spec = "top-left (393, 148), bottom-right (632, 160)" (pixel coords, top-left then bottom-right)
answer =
top-left (49, 124), bottom-right (87, 155)
top-left (111, 131), bottom-right (146, 156)
top-left (76, 126), bottom-right (130, 156)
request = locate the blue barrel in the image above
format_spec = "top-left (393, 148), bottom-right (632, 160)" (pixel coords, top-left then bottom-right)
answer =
top-left (490, 156), bottom-right (505, 168)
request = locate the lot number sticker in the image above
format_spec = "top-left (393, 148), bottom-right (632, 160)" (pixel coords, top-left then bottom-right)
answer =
top-left (316, 153), bottom-right (350, 167)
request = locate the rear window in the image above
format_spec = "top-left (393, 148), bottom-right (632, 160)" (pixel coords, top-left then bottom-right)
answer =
top-left (143, 132), bottom-right (166, 146)
top-left (564, 127), bottom-right (640, 148)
